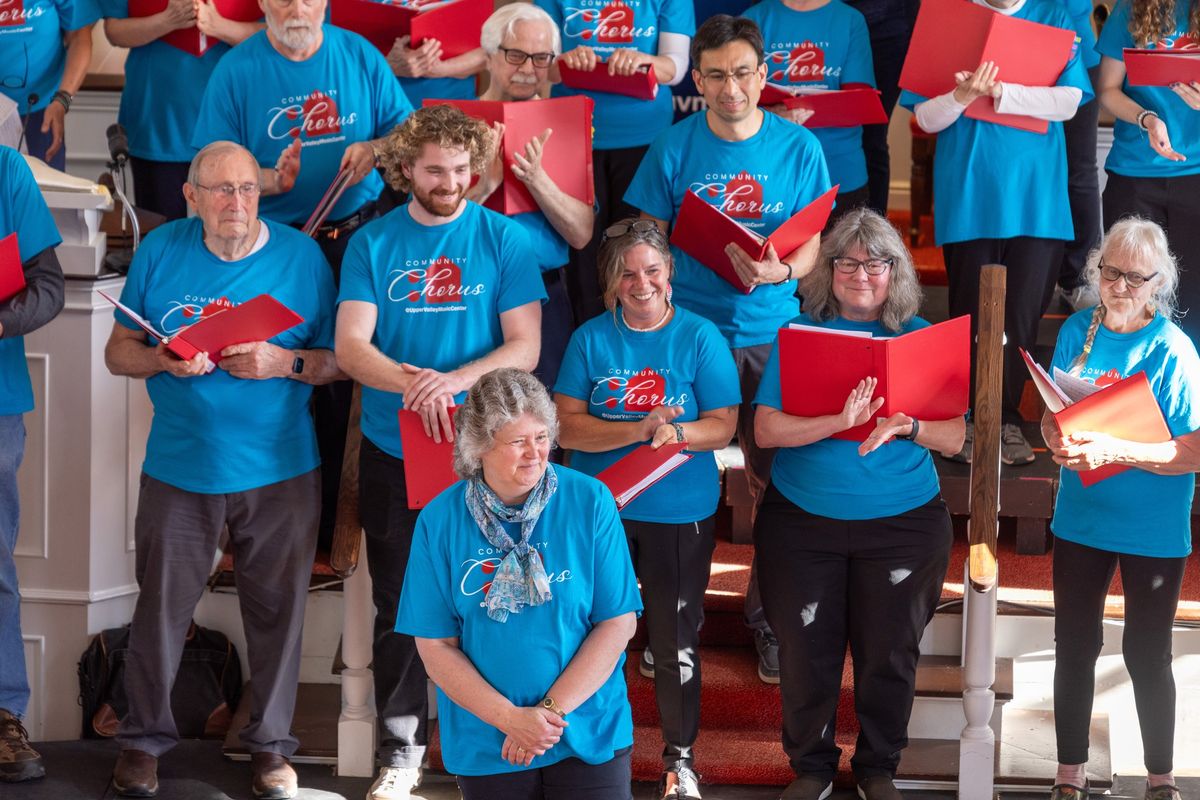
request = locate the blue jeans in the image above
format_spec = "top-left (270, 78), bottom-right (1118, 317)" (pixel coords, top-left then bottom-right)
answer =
top-left (0, 414), bottom-right (29, 717)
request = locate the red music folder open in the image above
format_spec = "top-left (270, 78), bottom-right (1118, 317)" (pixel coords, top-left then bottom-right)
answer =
top-left (595, 442), bottom-right (692, 509)
top-left (128, 0), bottom-right (262, 56)
top-left (757, 85), bottom-right (889, 127)
top-left (425, 96), bottom-right (595, 216)
top-left (669, 184), bottom-right (839, 294)
top-left (777, 315), bottom-right (971, 442)
top-left (398, 408), bottom-right (459, 508)
top-left (0, 233), bottom-right (25, 304)
top-left (899, 0), bottom-right (1076, 133)
top-left (330, 0), bottom-right (491, 58)
top-left (1123, 48), bottom-right (1200, 86)
top-left (558, 62), bottom-right (658, 100)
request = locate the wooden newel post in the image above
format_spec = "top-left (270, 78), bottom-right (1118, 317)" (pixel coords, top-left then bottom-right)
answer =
top-left (959, 265), bottom-right (1005, 800)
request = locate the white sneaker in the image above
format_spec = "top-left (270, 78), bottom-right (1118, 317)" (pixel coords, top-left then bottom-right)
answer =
top-left (366, 766), bottom-right (421, 800)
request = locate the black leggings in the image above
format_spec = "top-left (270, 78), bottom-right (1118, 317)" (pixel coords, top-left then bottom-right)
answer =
top-left (1052, 537), bottom-right (1187, 774)
top-left (456, 746), bottom-right (633, 800)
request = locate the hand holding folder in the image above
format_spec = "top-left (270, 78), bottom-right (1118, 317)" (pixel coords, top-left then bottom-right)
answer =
top-left (398, 408), bottom-right (459, 508)
top-left (128, 0), bottom-right (262, 56)
top-left (757, 85), bottom-right (888, 127)
top-left (1123, 48), bottom-right (1200, 86)
top-left (302, 168), bottom-right (353, 236)
top-left (558, 62), bottom-right (659, 100)
top-left (595, 442), bottom-right (692, 509)
top-left (0, 233), bottom-right (25, 304)
top-left (330, 0), bottom-right (491, 58)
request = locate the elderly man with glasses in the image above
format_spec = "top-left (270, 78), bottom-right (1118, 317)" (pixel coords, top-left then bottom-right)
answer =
top-left (104, 141), bottom-right (343, 800)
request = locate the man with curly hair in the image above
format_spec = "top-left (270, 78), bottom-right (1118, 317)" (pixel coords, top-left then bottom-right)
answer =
top-left (334, 103), bottom-right (547, 800)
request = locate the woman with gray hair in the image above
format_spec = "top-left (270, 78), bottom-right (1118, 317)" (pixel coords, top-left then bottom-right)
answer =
top-left (1041, 217), bottom-right (1200, 800)
top-left (750, 208), bottom-right (964, 800)
top-left (394, 368), bottom-right (642, 800)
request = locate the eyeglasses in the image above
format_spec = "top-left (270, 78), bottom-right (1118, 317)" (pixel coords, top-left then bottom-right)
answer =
top-left (697, 68), bottom-right (760, 88)
top-left (499, 47), bottom-right (555, 68)
top-left (602, 219), bottom-right (663, 242)
top-left (1099, 263), bottom-right (1157, 288)
top-left (194, 182), bottom-right (262, 199)
top-left (833, 256), bottom-right (893, 275)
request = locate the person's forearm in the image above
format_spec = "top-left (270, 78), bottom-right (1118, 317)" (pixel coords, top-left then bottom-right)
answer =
top-left (416, 639), bottom-right (517, 730)
top-left (60, 26), bottom-right (94, 96)
top-left (289, 348), bottom-right (345, 385)
top-left (451, 336), bottom-right (539, 391)
top-left (557, 412), bottom-right (648, 452)
top-left (755, 406), bottom-right (845, 449)
top-left (105, 336), bottom-right (165, 380)
top-left (525, 179), bottom-right (592, 249)
top-left (104, 14), bottom-right (177, 48)
top-left (1115, 435), bottom-right (1200, 475)
top-left (645, 53), bottom-right (676, 85)
top-left (912, 416), bottom-right (964, 455)
top-left (783, 233), bottom-right (821, 281)
top-left (676, 413), bottom-right (736, 452)
top-left (1099, 84), bottom-right (1147, 126)
top-left (0, 248), bottom-right (64, 339)
top-left (914, 91), bottom-right (966, 133)
top-left (544, 613), bottom-right (636, 714)
top-left (437, 47), bottom-right (486, 79)
top-left (335, 337), bottom-right (412, 394)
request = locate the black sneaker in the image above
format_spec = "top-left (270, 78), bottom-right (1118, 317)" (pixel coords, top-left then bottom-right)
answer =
top-left (660, 762), bottom-right (701, 799)
top-left (857, 775), bottom-right (903, 800)
top-left (754, 629), bottom-right (780, 684)
top-left (780, 774), bottom-right (833, 800)
top-left (0, 709), bottom-right (44, 783)
top-left (640, 646), bottom-right (655, 679)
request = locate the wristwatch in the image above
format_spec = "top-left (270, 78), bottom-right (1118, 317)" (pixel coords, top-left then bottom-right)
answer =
top-left (540, 696), bottom-right (566, 718)
top-left (897, 417), bottom-right (920, 441)
top-left (672, 422), bottom-right (685, 443)
top-left (291, 355), bottom-right (305, 376)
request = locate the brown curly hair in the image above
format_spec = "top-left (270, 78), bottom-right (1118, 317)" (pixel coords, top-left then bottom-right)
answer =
top-left (1129, 0), bottom-right (1200, 48)
top-left (378, 104), bottom-right (495, 193)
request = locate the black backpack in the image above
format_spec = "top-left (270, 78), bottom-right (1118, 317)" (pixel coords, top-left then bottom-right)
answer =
top-left (77, 622), bottom-right (243, 739)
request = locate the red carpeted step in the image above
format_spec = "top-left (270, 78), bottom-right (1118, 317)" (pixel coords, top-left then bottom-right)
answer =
top-left (626, 647), bottom-right (782, 729)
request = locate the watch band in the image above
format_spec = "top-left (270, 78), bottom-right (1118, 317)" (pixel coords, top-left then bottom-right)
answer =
top-left (898, 417), bottom-right (920, 442)
top-left (672, 422), bottom-right (685, 443)
top-left (291, 355), bottom-right (305, 375)
top-left (540, 696), bottom-right (566, 718)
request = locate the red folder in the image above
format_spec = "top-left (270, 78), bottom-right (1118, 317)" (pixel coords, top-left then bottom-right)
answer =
top-left (757, 85), bottom-right (888, 127)
top-left (128, 0), bottom-right (262, 56)
top-left (1123, 48), bottom-right (1200, 86)
top-left (669, 184), bottom-right (839, 294)
top-left (594, 442), bottom-right (692, 510)
top-left (425, 96), bottom-right (595, 216)
top-left (899, 0), bottom-right (1075, 133)
top-left (777, 315), bottom-right (971, 442)
top-left (558, 62), bottom-right (658, 100)
top-left (1053, 371), bottom-right (1172, 487)
top-left (166, 294), bottom-right (303, 365)
top-left (330, 0), bottom-right (491, 58)
top-left (0, 233), bottom-right (24, 304)
top-left (398, 408), bottom-right (459, 508)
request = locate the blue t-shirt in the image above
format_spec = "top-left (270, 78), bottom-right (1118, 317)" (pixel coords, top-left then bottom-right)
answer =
top-left (1064, 0), bottom-right (1099, 69)
top-left (394, 465), bottom-right (643, 776)
top-left (743, 0), bottom-right (875, 192)
top-left (554, 306), bottom-right (741, 522)
top-left (114, 217), bottom-right (336, 493)
top-left (192, 26), bottom-right (413, 225)
top-left (753, 313), bottom-right (942, 519)
top-left (624, 110), bottom-right (832, 348)
top-left (1097, 0), bottom-right (1200, 177)
top-left (1050, 310), bottom-right (1200, 557)
top-left (899, 0), bottom-right (1093, 245)
top-left (0, 146), bottom-right (62, 416)
top-left (100, 0), bottom-right (238, 162)
top-left (0, 0), bottom-right (99, 114)
top-left (512, 210), bottom-right (570, 273)
top-left (337, 201), bottom-right (547, 458)
top-left (536, 0), bottom-right (695, 149)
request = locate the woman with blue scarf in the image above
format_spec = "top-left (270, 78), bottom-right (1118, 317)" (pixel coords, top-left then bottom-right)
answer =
top-left (395, 368), bottom-right (643, 800)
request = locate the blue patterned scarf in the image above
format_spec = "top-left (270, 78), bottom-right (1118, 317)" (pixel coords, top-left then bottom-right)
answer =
top-left (465, 465), bottom-right (558, 622)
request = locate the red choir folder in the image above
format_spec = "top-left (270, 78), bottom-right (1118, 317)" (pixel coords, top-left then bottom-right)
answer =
top-left (1123, 48), bottom-right (1200, 86)
top-left (302, 167), bottom-right (353, 236)
top-left (164, 294), bottom-right (303, 365)
top-left (425, 96), bottom-right (595, 216)
top-left (398, 408), bottom-right (459, 508)
top-left (777, 314), bottom-right (971, 442)
top-left (558, 62), bottom-right (658, 100)
top-left (128, 0), bottom-right (262, 56)
top-left (899, 0), bottom-right (1076, 133)
top-left (757, 85), bottom-right (889, 127)
top-left (669, 184), bottom-right (839, 294)
top-left (330, 0), bottom-right (491, 58)
top-left (595, 442), bottom-right (692, 509)
top-left (0, 233), bottom-right (25, 304)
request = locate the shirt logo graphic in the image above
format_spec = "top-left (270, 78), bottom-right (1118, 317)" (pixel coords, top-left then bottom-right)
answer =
top-left (459, 556), bottom-right (573, 603)
top-left (764, 42), bottom-right (836, 83)
top-left (267, 90), bottom-right (358, 142)
top-left (562, 0), bottom-right (656, 45)
top-left (387, 257), bottom-right (486, 305)
top-left (690, 172), bottom-right (783, 220)
top-left (1161, 34), bottom-right (1198, 50)
top-left (590, 367), bottom-right (690, 414)
top-left (159, 296), bottom-right (236, 335)
top-left (0, 0), bottom-right (44, 27)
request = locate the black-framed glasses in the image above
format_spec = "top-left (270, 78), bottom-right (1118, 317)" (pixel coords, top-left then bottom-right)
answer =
top-left (1099, 263), bottom-right (1157, 288)
top-left (833, 256), bottom-right (893, 275)
top-left (602, 219), bottom-right (663, 242)
top-left (697, 67), bottom-right (759, 88)
top-left (499, 47), bottom-right (555, 68)
top-left (194, 182), bottom-right (261, 199)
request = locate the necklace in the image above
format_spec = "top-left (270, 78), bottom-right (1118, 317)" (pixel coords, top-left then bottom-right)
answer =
top-left (622, 304), bottom-right (672, 333)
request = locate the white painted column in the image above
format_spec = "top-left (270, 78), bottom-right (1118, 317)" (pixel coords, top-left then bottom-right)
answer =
top-left (958, 560), bottom-right (998, 800)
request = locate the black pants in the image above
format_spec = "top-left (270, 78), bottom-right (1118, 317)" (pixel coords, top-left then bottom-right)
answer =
top-left (566, 144), bottom-right (648, 326)
top-left (943, 236), bottom-right (1064, 423)
top-left (623, 516), bottom-right (716, 768)
top-left (1058, 66), bottom-right (1102, 292)
top-left (358, 439), bottom-right (428, 768)
top-left (130, 157), bottom-right (190, 221)
top-left (754, 486), bottom-right (952, 781)
top-left (826, 184), bottom-right (872, 232)
top-left (858, 30), bottom-right (914, 215)
top-left (457, 746), bottom-right (633, 800)
top-left (1102, 170), bottom-right (1200, 346)
top-left (20, 108), bottom-right (65, 171)
top-left (1052, 537), bottom-right (1186, 774)
top-left (533, 268), bottom-right (575, 392)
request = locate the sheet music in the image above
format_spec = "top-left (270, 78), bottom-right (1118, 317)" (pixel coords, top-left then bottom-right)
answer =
top-left (1052, 367), bottom-right (1104, 404)
top-left (787, 322), bottom-right (873, 338)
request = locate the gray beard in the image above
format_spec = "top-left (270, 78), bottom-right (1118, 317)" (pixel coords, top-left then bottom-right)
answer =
top-left (268, 18), bottom-right (317, 52)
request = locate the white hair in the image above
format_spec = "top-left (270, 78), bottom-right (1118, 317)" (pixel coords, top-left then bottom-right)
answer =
top-left (480, 3), bottom-right (561, 56)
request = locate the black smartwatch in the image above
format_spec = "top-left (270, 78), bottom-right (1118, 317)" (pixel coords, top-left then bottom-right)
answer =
top-left (897, 417), bottom-right (920, 441)
top-left (291, 355), bottom-right (305, 376)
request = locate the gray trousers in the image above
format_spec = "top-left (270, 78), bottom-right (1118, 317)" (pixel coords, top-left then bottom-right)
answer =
top-left (732, 343), bottom-right (776, 633)
top-left (117, 469), bottom-right (321, 757)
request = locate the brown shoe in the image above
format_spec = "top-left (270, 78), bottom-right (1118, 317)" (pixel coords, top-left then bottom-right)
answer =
top-left (111, 749), bottom-right (158, 797)
top-left (251, 751), bottom-right (298, 799)
top-left (0, 709), bottom-right (45, 782)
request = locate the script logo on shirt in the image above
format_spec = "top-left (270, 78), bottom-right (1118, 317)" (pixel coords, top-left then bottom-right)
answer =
top-left (689, 172), bottom-right (784, 221)
top-left (267, 89), bottom-right (358, 143)
top-left (159, 295), bottom-right (237, 335)
top-left (0, 0), bottom-right (45, 28)
top-left (387, 256), bottom-right (486, 311)
top-left (765, 41), bottom-right (840, 84)
top-left (562, 0), bottom-right (655, 46)
top-left (459, 545), bottom-right (574, 604)
top-left (589, 367), bottom-right (690, 418)
top-left (1160, 33), bottom-right (1199, 50)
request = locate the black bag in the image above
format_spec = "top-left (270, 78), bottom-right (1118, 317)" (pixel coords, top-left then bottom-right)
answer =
top-left (77, 621), bottom-right (243, 739)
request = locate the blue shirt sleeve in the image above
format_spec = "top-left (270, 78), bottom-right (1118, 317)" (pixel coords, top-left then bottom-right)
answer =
top-left (10, 160), bottom-right (62, 261)
top-left (1052, 7), bottom-right (1095, 104)
top-left (791, 131), bottom-right (832, 214)
top-left (842, 8), bottom-right (876, 87)
top-left (623, 134), bottom-right (677, 222)
top-left (1159, 340), bottom-right (1200, 436)
top-left (336, 230), bottom-right (379, 306)
top-left (395, 510), bottom-right (463, 639)
top-left (495, 220), bottom-right (548, 314)
top-left (898, 89), bottom-right (925, 111)
top-left (97, 0), bottom-right (129, 18)
top-left (658, 0), bottom-right (696, 37)
top-left (693, 322), bottom-right (741, 411)
top-left (553, 327), bottom-right (593, 401)
top-left (1095, 0), bottom-right (1130, 61)
top-left (58, 0), bottom-right (102, 30)
top-left (586, 482), bottom-right (643, 624)
top-left (753, 335), bottom-right (785, 410)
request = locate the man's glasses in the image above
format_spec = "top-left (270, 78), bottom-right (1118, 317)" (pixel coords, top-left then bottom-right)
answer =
top-left (602, 219), bottom-right (663, 242)
top-left (697, 68), bottom-right (759, 88)
top-left (195, 183), bottom-right (262, 199)
top-left (1098, 263), bottom-right (1158, 288)
top-left (499, 47), bottom-right (555, 68)
top-left (832, 257), bottom-right (893, 275)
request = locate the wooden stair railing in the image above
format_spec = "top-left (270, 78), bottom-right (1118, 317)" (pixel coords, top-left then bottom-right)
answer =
top-left (330, 382), bottom-right (364, 579)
